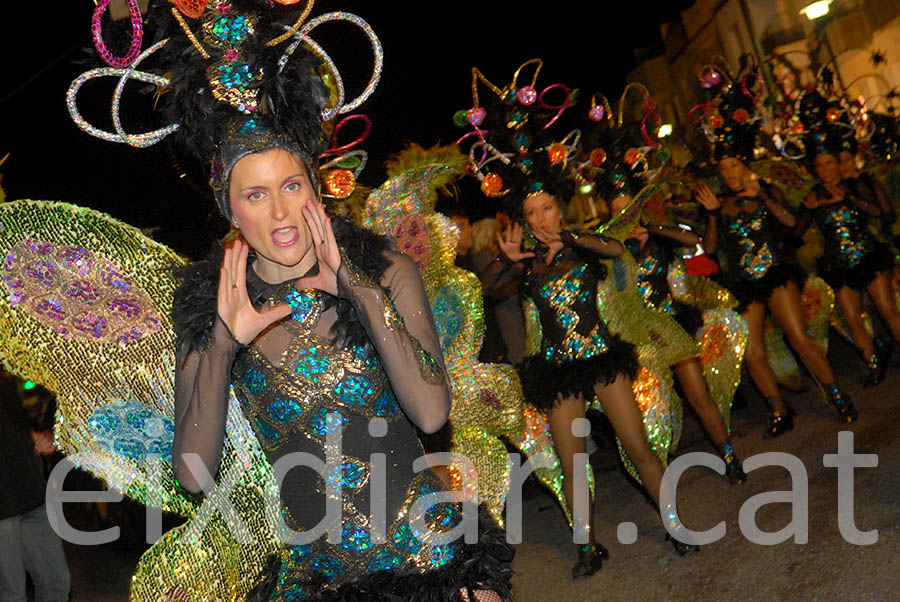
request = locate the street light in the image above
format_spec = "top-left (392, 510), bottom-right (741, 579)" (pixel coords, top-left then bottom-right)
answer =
top-left (799, 0), bottom-right (832, 21)
top-left (799, 0), bottom-right (846, 96)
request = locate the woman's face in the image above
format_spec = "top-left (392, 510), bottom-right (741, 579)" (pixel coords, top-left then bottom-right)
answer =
top-left (522, 192), bottom-right (564, 235)
top-left (814, 153), bottom-right (841, 185)
top-left (838, 150), bottom-right (856, 179)
top-left (229, 148), bottom-right (317, 281)
top-left (718, 157), bottom-right (749, 192)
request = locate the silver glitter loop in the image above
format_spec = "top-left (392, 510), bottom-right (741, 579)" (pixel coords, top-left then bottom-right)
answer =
top-left (279, 12), bottom-right (383, 121)
top-left (67, 39), bottom-right (180, 148)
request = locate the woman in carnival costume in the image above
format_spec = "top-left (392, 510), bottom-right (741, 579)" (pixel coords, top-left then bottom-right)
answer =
top-left (458, 61), bottom-right (701, 579)
top-left (579, 87), bottom-right (748, 484)
top-left (3, 1), bottom-right (515, 600)
top-left (692, 71), bottom-right (857, 435)
top-left (793, 90), bottom-right (900, 387)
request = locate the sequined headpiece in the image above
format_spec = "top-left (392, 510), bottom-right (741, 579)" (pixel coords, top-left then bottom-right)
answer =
top-left (68, 0), bottom-right (382, 219)
top-left (577, 84), bottom-right (666, 202)
top-left (453, 59), bottom-right (579, 218)
top-left (795, 89), bottom-right (855, 165)
top-left (691, 64), bottom-right (763, 164)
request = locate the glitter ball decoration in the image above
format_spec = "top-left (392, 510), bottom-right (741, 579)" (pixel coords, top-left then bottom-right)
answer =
top-left (702, 69), bottom-right (722, 88)
top-left (481, 173), bottom-right (504, 197)
top-left (466, 107), bottom-right (486, 127)
top-left (792, 121), bottom-right (805, 133)
top-left (547, 143), bottom-right (567, 164)
top-left (707, 113), bottom-right (723, 129)
top-left (173, 0), bottom-right (206, 18)
top-left (452, 110), bottom-right (468, 128)
top-left (517, 86), bottom-right (537, 105)
top-left (826, 107), bottom-right (840, 122)
top-left (623, 147), bottom-right (642, 167)
top-left (325, 169), bottom-right (356, 198)
top-left (732, 108), bottom-right (749, 123)
top-left (589, 148), bottom-right (607, 167)
top-left (589, 105), bottom-right (606, 122)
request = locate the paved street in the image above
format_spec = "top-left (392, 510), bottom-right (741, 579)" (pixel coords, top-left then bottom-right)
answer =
top-left (60, 334), bottom-right (900, 601)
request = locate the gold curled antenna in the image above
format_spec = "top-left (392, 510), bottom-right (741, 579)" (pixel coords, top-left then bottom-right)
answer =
top-left (169, 6), bottom-right (210, 59)
top-left (470, 67), bottom-right (504, 108)
top-left (590, 93), bottom-right (613, 125)
top-left (266, 0), bottom-right (315, 46)
top-left (617, 82), bottom-right (651, 127)
top-left (509, 59), bottom-right (543, 95)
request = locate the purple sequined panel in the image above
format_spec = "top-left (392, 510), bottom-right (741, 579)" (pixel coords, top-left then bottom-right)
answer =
top-left (1, 238), bottom-right (161, 345)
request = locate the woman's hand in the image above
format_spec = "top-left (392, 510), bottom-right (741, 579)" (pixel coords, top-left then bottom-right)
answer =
top-left (694, 184), bottom-right (721, 212)
top-left (496, 223), bottom-right (535, 262)
top-left (295, 199), bottom-right (341, 296)
top-left (531, 225), bottom-right (565, 265)
top-left (218, 238), bottom-right (292, 345)
top-left (802, 191), bottom-right (825, 209)
top-left (628, 224), bottom-right (650, 248)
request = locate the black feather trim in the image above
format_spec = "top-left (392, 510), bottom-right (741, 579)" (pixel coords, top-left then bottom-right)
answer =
top-left (246, 505), bottom-right (514, 602)
top-left (728, 263), bottom-right (804, 313)
top-left (517, 335), bottom-right (639, 410)
top-left (818, 242), bottom-right (895, 292)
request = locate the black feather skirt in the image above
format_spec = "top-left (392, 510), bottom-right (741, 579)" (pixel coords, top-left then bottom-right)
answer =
top-left (517, 334), bottom-right (639, 411)
top-left (670, 300), bottom-right (705, 338)
top-left (728, 263), bottom-right (805, 313)
top-left (245, 505), bottom-right (514, 602)
top-left (818, 242), bottom-right (896, 292)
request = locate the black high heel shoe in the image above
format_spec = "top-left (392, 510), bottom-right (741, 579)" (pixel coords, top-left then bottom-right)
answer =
top-left (665, 532), bottom-right (700, 555)
top-left (661, 503), bottom-right (700, 556)
top-left (864, 338), bottom-right (892, 387)
top-left (825, 385), bottom-right (857, 422)
top-left (571, 542), bottom-right (609, 578)
top-left (765, 398), bottom-right (794, 437)
top-left (717, 438), bottom-right (747, 485)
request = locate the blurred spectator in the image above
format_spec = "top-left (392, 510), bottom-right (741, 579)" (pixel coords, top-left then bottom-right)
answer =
top-left (0, 370), bottom-right (70, 602)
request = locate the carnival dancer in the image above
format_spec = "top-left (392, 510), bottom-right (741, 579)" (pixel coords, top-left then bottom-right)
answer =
top-left (577, 88), bottom-right (748, 484)
top-left (693, 79), bottom-right (856, 435)
top-left (793, 91), bottom-right (900, 386)
top-left (15, 2), bottom-right (516, 600)
top-left (460, 61), bottom-right (701, 578)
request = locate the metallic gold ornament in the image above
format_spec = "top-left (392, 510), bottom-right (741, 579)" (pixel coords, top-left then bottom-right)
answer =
top-left (325, 169), bottom-right (356, 198)
top-left (481, 173), bottom-right (503, 196)
top-left (624, 147), bottom-right (642, 167)
top-left (547, 143), bottom-right (567, 164)
top-left (589, 148), bottom-right (607, 167)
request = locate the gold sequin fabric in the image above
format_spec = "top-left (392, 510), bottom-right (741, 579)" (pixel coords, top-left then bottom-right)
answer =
top-left (362, 155), bottom-right (527, 524)
top-left (667, 258), bottom-right (747, 426)
top-left (0, 200), bottom-right (285, 601)
top-left (593, 251), bottom-right (691, 479)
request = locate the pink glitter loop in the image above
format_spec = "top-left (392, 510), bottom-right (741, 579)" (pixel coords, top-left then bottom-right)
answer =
top-left (325, 114), bottom-right (372, 153)
top-left (92, 0), bottom-right (144, 68)
top-left (538, 83), bottom-right (576, 129)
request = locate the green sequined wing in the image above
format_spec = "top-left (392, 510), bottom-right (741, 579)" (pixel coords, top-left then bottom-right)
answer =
top-left (0, 200), bottom-right (282, 601)
top-left (749, 158), bottom-right (814, 209)
top-left (0, 199), bottom-right (201, 514)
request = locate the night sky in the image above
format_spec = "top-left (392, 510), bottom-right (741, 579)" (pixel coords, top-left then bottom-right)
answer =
top-left (1, 2), bottom-right (691, 258)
